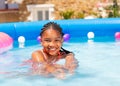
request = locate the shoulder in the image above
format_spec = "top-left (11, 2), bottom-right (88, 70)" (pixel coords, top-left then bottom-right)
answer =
top-left (65, 52), bottom-right (78, 65)
top-left (65, 52), bottom-right (75, 60)
top-left (66, 52), bottom-right (74, 57)
top-left (31, 50), bottom-right (44, 63)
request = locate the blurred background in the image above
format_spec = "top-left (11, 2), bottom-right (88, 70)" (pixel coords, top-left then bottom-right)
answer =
top-left (0, 0), bottom-right (120, 23)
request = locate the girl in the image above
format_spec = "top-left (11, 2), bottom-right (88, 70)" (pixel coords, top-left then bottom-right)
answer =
top-left (31, 22), bottom-right (78, 79)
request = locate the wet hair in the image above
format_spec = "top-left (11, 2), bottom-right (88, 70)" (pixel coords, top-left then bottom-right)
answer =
top-left (61, 47), bottom-right (71, 54)
top-left (40, 22), bottom-right (71, 54)
top-left (40, 22), bottom-right (64, 37)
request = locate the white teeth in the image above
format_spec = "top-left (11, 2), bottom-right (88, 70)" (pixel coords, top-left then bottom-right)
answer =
top-left (49, 48), bottom-right (56, 51)
top-left (50, 48), bottom-right (56, 50)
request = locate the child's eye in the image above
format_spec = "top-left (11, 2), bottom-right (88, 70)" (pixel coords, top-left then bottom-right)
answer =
top-left (44, 39), bottom-right (51, 42)
top-left (55, 40), bottom-right (59, 42)
top-left (55, 39), bottom-right (61, 42)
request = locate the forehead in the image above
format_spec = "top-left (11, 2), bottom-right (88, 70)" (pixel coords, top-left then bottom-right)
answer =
top-left (42, 28), bottom-right (61, 37)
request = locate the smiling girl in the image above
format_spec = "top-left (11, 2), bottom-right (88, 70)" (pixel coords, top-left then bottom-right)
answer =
top-left (31, 22), bottom-right (78, 79)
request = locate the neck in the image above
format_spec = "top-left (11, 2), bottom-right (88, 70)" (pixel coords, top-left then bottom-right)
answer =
top-left (43, 49), bottom-right (58, 62)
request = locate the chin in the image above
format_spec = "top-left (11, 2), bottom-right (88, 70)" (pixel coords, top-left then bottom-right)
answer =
top-left (49, 52), bottom-right (58, 56)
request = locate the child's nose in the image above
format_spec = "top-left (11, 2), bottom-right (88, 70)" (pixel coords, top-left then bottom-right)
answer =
top-left (49, 41), bottom-right (55, 46)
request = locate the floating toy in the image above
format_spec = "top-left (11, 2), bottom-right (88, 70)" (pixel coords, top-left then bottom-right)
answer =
top-left (63, 34), bottom-right (70, 42)
top-left (87, 32), bottom-right (95, 39)
top-left (0, 32), bottom-right (13, 54)
top-left (115, 32), bottom-right (120, 40)
top-left (18, 36), bottom-right (25, 48)
top-left (37, 36), bottom-right (41, 42)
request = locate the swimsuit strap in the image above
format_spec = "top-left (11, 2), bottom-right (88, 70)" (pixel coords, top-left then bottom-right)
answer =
top-left (41, 49), bottom-right (47, 62)
top-left (41, 49), bottom-right (65, 63)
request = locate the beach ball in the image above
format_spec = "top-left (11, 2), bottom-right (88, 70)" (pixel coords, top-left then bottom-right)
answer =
top-left (115, 32), bottom-right (120, 39)
top-left (87, 32), bottom-right (95, 39)
top-left (63, 34), bottom-right (70, 42)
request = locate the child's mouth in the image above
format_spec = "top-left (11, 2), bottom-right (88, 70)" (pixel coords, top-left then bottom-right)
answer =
top-left (48, 47), bottom-right (57, 51)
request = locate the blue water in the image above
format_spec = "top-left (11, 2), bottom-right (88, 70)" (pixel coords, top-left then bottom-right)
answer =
top-left (0, 37), bottom-right (120, 86)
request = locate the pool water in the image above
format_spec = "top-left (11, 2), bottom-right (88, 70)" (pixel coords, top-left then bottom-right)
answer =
top-left (0, 37), bottom-right (120, 86)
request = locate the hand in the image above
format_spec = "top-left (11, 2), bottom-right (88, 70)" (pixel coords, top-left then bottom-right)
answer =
top-left (53, 68), bottom-right (66, 79)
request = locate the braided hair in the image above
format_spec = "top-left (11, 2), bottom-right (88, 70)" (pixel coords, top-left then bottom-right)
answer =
top-left (40, 22), bottom-right (71, 54)
top-left (40, 22), bottom-right (64, 37)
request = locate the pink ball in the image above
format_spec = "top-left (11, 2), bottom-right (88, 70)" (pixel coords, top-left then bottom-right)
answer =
top-left (0, 32), bottom-right (13, 54)
top-left (37, 36), bottom-right (41, 42)
top-left (115, 32), bottom-right (120, 39)
top-left (0, 32), bottom-right (13, 47)
top-left (63, 34), bottom-right (70, 42)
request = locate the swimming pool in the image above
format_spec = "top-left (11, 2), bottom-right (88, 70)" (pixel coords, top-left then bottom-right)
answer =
top-left (0, 37), bottom-right (120, 86)
top-left (0, 18), bottom-right (120, 86)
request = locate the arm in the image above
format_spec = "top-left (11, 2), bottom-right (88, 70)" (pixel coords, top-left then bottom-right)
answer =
top-left (31, 51), bottom-right (65, 78)
top-left (32, 51), bottom-right (63, 72)
top-left (31, 50), bottom-right (66, 79)
top-left (65, 53), bottom-right (79, 73)
top-left (31, 50), bottom-right (50, 75)
top-left (45, 64), bottom-right (66, 79)
top-left (43, 53), bottom-right (79, 77)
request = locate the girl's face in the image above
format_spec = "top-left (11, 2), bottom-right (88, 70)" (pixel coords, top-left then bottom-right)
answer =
top-left (41, 28), bottom-right (63, 56)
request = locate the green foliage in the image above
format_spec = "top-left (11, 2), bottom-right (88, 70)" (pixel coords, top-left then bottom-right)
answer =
top-left (60, 10), bottom-right (74, 19)
top-left (107, 0), bottom-right (120, 17)
top-left (75, 12), bottom-right (84, 19)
